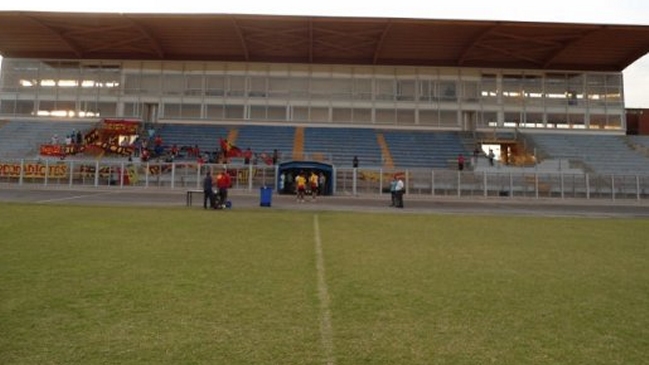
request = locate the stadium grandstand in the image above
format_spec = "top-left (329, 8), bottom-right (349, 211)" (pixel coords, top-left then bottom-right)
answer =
top-left (1, 11), bottom-right (649, 198)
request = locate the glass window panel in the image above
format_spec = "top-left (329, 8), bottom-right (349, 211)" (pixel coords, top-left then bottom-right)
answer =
top-left (311, 79), bottom-right (333, 100)
top-left (206, 104), bottom-right (224, 119)
top-left (354, 79), bottom-right (372, 100)
top-left (545, 73), bottom-right (567, 107)
top-left (181, 104), bottom-right (201, 119)
top-left (227, 76), bottom-right (246, 97)
top-left (310, 107), bottom-right (329, 122)
top-left (524, 112), bottom-right (544, 128)
top-left (206, 75), bottom-right (225, 96)
top-left (123, 73), bottom-right (141, 96)
top-left (418, 79), bottom-right (432, 102)
top-left (293, 106), bottom-right (309, 121)
top-left (375, 108), bottom-right (395, 124)
top-left (225, 105), bottom-right (244, 119)
top-left (163, 75), bottom-right (184, 96)
top-left (96, 102), bottom-right (117, 118)
top-left (461, 81), bottom-right (479, 102)
top-left (439, 81), bottom-right (456, 101)
top-left (397, 80), bottom-right (415, 101)
top-left (332, 108), bottom-right (352, 123)
top-left (504, 111), bottom-right (521, 127)
top-left (249, 76), bottom-right (267, 98)
top-left (185, 75), bottom-right (203, 96)
top-left (396, 109), bottom-right (415, 124)
top-left (330, 79), bottom-right (352, 100)
top-left (522, 75), bottom-right (543, 107)
top-left (140, 74), bottom-right (161, 96)
top-left (269, 77), bottom-right (289, 98)
top-left (164, 103), bottom-right (182, 118)
top-left (480, 74), bottom-right (498, 105)
top-left (267, 106), bottom-right (286, 120)
top-left (376, 79), bottom-right (394, 101)
top-left (250, 105), bottom-right (267, 120)
top-left (289, 78), bottom-right (309, 99)
top-left (352, 108), bottom-right (372, 123)
top-left (419, 110), bottom-right (439, 126)
top-left (481, 111), bottom-right (498, 128)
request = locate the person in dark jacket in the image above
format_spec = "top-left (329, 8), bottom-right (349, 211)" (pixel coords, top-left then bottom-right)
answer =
top-left (203, 171), bottom-right (215, 209)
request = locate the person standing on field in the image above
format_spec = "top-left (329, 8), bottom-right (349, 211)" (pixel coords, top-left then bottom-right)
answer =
top-left (216, 168), bottom-right (232, 209)
top-left (203, 171), bottom-right (215, 209)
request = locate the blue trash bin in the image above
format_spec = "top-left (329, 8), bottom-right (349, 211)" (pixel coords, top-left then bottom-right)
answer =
top-left (260, 186), bottom-right (272, 207)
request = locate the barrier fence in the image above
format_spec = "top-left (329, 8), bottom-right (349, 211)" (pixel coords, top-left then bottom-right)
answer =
top-left (1, 158), bottom-right (648, 201)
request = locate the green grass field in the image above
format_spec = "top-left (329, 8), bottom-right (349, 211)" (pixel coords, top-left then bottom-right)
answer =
top-left (1, 203), bottom-right (648, 364)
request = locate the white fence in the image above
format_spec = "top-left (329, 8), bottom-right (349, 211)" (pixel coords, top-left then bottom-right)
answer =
top-left (1, 158), bottom-right (648, 201)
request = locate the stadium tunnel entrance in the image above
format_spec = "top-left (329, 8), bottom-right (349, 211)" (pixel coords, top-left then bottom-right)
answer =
top-left (277, 161), bottom-right (333, 196)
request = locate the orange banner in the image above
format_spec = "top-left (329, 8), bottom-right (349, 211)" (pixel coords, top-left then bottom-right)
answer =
top-left (102, 119), bottom-right (140, 134)
top-left (0, 163), bottom-right (68, 178)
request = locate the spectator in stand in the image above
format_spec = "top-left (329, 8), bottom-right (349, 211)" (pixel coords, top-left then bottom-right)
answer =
top-left (272, 149), bottom-right (279, 165)
top-left (170, 144), bottom-right (179, 158)
top-left (458, 154), bottom-right (465, 171)
top-left (353, 156), bottom-right (359, 168)
top-left (243, 147), bottom-right (253, 165)
top-left (76, 130), bottom-right (83, 145)
top-left (488, 149), bottom-right (495, 166)
top-left (132, 137), bottom-right (141, 158)
top-left (472, 145), bottom-right (481, 167)
top-left (140, 149), bottom-right (150, 162)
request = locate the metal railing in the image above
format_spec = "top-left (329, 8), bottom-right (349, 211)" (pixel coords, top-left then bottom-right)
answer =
top-left (1, 158), bottom-right (648, 202)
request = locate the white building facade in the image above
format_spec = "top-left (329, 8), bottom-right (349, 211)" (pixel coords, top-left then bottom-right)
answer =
top-left (0, 58), bottom-right (625, 131)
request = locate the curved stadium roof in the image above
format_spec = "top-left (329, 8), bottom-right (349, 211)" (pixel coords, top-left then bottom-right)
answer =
top-left (0, 11), bottom-right (648, 72)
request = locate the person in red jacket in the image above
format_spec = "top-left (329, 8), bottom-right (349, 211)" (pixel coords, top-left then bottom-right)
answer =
top-left (215, 168), bottom-right (232, 209)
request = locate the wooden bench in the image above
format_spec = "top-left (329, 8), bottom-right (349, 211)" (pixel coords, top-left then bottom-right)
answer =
top-left (186, 189), bottom-right (203, 206)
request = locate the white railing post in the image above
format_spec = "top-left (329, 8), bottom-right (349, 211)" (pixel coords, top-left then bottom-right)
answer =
top-left (170, 162), bottom-right (175, 189)
top-left (431, 169), bottom-right (435, 196)
top-left (19, 159), bottom-right (24, 186)
top-left (94, 160), bottom-right (99, 187)
top-left (483, 171), bottom-right (487, 197)
top-left (69, 160), bottom-right (74, 187)
top-left (44, 159), bottom-right (49, 187)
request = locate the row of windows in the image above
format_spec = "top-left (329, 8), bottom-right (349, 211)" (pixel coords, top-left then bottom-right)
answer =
top-left (0, 98), bottom-right (624, 130)
top-left (0, 59), bottom-right (625, 130)
top-left (1, 59), bottom-right (623, 107)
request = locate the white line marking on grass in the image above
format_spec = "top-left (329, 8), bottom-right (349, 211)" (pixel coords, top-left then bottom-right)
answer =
top-left (314, 214), bottom-right (335, 365)
top-left (37, 191), bottom-right (115, 203)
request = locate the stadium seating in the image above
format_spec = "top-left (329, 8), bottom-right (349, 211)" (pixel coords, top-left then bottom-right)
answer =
top-left (303, 127), bottom-right (382, 167)
top-left (524, 132), bottom-right (649, 175)
top-left (381, 130), bottom-right (471, 169)
top-left (155, 123), bottom-right (231, 157)
top-left (0, 119), bottom-right (95, 158)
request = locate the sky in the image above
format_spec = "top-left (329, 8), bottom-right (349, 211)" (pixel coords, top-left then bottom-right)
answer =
top-left (1, 0), bottom-right (648, 107)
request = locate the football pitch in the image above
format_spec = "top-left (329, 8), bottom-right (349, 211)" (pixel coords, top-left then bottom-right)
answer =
top-left (1, 203), bottom-right (648, 364)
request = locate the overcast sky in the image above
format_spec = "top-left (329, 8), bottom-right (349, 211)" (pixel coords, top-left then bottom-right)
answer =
top-left (1, 0), bottom-right (648, 107)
